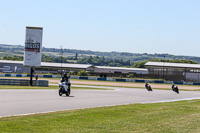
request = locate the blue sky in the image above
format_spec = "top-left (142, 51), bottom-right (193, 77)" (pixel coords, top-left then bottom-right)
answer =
top-left (0, 0), bottom-right (200, 57)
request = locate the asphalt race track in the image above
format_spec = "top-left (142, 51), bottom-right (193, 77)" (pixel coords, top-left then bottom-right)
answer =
top-left (1, 86), bottom-right (200, 117)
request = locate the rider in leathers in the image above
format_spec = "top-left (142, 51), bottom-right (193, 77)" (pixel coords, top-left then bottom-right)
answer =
top-left (60, 73), bottom-right (71, 91)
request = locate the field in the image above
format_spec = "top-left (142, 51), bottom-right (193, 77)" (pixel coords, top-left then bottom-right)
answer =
top-left (1, 100), bottom-right (200, 132)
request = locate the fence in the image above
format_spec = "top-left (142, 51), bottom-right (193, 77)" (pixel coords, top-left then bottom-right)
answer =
top-left (0, 78), bottom-right (48, 87)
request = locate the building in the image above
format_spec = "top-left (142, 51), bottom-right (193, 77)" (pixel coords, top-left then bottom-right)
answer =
top-left (0, 60), bottom-right (92, 74)
top-left (0, 60), bottom-right (30, 73)
top-left (0, 60), bottom-right (148, 78)
top-left (145, 61), bottom-right (200, 82)
top-left (36, 62), bottom-right (92, 74)
top-left (3, 60), bottom-right (200, 81)
top-left (88, 66), bottom-right (148, 77)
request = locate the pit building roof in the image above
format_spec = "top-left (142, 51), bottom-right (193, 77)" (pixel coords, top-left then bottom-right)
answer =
top-left (95, 66), bottom-right (148, 71)
top-left (0, 60), bottom-right (91, 69)
top-left (145, 61), bottom-right (200, 69)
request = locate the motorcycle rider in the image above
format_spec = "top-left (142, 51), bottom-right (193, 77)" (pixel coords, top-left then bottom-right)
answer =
top-left (145, 83), bottom-right (149, 88)
top-left (60, 73), bottom-right (69, 82)
top-left (171, 83), bottom-right (179, 94)
top-left (145, 83), bottom-right (153, 91)
top-left (60, 73), bottom-right (71, 91)
top-left (172, 83), bottom-right (175, 91)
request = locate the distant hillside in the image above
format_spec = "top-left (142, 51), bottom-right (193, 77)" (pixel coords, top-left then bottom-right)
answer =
top-left (1, 44), bottom-right (200, 63)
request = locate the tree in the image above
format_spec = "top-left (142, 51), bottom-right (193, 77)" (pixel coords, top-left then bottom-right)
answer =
top-left (77, 70), bottom-right (88, 76)
top-left (127, 73), bottom-right (135, 78)
top-left (133, 61), bottom-right (148, 68)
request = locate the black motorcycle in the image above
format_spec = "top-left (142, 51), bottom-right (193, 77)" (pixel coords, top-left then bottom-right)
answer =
top-left (172, 84), bottom-right (179, 94)
top-left (145, 84), bottom-right (153, 91)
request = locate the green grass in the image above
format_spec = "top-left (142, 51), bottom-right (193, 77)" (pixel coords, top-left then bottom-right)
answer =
top-left (0, 52), bottom-right (21, 57)
top-left (1, 100), bottom-right (200, 132)
top-left (1, 77), bottom-right (200, 91)
top-left (0, 85), bottom-right (111, 90)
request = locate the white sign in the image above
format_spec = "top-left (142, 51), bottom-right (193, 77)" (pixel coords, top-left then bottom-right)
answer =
top-left (24, 27), bottom-right (43, 67)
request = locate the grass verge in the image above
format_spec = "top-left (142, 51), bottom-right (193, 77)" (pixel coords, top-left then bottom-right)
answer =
top-left (0, 85), bottom-right (111, 90)
top-left (1, 100), bottom-right (200, 132)
top-left (2, 77), bottom-right (200, 91)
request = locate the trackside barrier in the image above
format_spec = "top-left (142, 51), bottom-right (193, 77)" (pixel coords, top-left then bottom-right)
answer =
top-left (43, 75), bottom-right (52, 78)
top-left (126, 79), bottom-right (135, 82)
top-left (163, 81), bottom-right (173, 84)
top-left (79, 77), bottom-right (88, 80)
top-left (154, 81), bottom-right (164, 84)
top-left (106, 78), bottom-right (115, 81)
top-left (5, 74), bottom-right (11, 77)
top-left (32, 80), bottom-right (48, 87)
top-left (97, 78), bottom-right (107, 81)
top-left (193, 83), bottom-right (200, 85)
top-left (16, 74), bottom-right (22, 77)
top-left (135, 80), bottom-right (145, 83)
top-left (52, 75), bottom-right (61, 78)
top-left (173, 82), bottom-right (183, 85)
top-left (70, 76), bottom-right (79, 79)
top-left (0, 74), bottom-right (4, 77)
top-left (88, 77), bottom-right (98, 80)
top-left (0, 74), bottom-right (200, 86)
top-left (116, 79), bottom-right (126, 82)
top-left (27, 74), bottom-right (34, 77)
top-left (22, 74), bottom-right (27, 77)
top-left (0, 78), bottom-right (48, 87)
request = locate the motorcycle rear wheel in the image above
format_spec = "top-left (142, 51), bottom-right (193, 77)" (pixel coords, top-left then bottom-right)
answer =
top-left (66, 89), bottom-right (71, 96)
top-left (59, 88), bottom-right (62, 96)
top-left (175, 89), bottom-right (179, 94)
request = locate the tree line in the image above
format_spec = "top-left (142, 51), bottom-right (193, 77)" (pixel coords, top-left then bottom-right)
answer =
top-left (1, 55), bottom-right (132, 66)
top-left (1, 55), bottom-right (197, 68)
top-left (76, 56), bottom-right (132, 66)
top-left (1, 44), bottom-right (200, 63)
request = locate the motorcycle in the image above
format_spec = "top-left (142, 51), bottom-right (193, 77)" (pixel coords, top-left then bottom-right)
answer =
top-left (58, 79), bottom-right (71, 96)
top-left (172, 84), bottom-right (179, 94)
top-left (145, 84), bottom-right (153, 91)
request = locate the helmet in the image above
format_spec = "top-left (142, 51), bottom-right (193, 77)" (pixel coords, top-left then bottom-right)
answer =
top-left (63, 73), bottom-right (67, 78)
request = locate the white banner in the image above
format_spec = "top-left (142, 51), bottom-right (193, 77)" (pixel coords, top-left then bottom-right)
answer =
top-left (24, 27), bottom-right (43, 67)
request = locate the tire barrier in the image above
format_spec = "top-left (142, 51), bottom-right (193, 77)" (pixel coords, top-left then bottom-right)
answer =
top-left (0, 78), bottom-right (48, 87)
